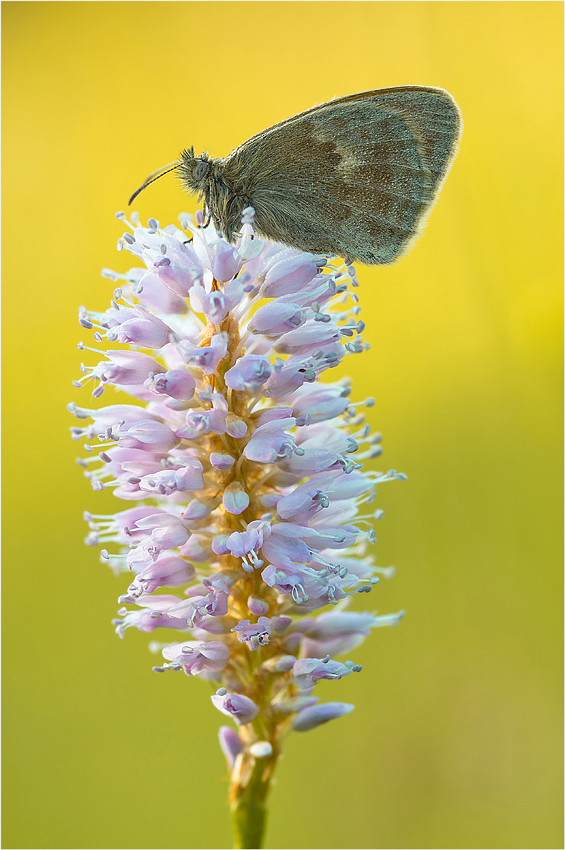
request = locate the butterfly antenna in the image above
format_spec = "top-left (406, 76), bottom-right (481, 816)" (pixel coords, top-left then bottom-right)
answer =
top-left (128, 161), bottom-right (182, 206)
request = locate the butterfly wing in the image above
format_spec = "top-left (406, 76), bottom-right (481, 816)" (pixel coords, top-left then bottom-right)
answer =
top-left (222, 87), bottom-right (461, 264)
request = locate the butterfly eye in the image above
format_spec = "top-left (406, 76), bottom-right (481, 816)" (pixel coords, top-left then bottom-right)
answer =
top-left (194, 160), bottom-right (209, 181)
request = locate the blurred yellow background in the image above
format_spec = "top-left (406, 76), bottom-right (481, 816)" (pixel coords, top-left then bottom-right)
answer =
top-left (2, 2), bottom-right (562, 849)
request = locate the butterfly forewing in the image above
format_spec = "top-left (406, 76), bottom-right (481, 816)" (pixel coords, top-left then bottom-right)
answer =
top-left (223, 87), bottom-right (461, 263)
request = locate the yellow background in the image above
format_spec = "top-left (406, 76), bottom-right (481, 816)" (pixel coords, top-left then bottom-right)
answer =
top-left (2, 2), bottom-right (562, 848)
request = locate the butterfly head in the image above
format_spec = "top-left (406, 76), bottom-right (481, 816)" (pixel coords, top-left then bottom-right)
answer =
top-left (179, 148), bottom-right (213, 195)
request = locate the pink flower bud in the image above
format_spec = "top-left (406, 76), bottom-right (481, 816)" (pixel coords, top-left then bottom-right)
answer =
top-left (292, 702), bottom-right (354, 732)
top-left (223, 482), bottom-right (250, 515)
top-left (148, 369), bottom-right (196, 400)
top-left (211, 691), bottom-right (259, 725)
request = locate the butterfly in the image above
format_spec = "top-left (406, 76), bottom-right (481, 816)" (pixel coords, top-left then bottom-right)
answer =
top-left (129, 86), bottom-right (462, 265)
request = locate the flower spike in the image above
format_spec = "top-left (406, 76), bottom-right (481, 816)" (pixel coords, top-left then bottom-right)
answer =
top-left (71, 207), bottom-right (405, 847)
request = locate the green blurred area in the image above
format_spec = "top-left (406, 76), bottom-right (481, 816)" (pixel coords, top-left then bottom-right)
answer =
top-left (2, 2), bottom-right (562, 849)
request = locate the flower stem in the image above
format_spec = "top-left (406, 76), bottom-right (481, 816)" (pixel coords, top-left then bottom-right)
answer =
top-left (230, 752), bottom-right (278, 849)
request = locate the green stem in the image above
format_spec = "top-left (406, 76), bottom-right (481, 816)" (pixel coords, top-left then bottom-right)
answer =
top-left (230, 753), bottom-right (277, 849)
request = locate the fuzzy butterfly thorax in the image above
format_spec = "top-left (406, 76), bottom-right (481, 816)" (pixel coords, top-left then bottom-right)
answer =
top-left (179, 148), bottom-right (251, 245)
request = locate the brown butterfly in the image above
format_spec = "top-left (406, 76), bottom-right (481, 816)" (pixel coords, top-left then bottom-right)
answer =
top-left (129, 86), bottom-right (462, 265)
